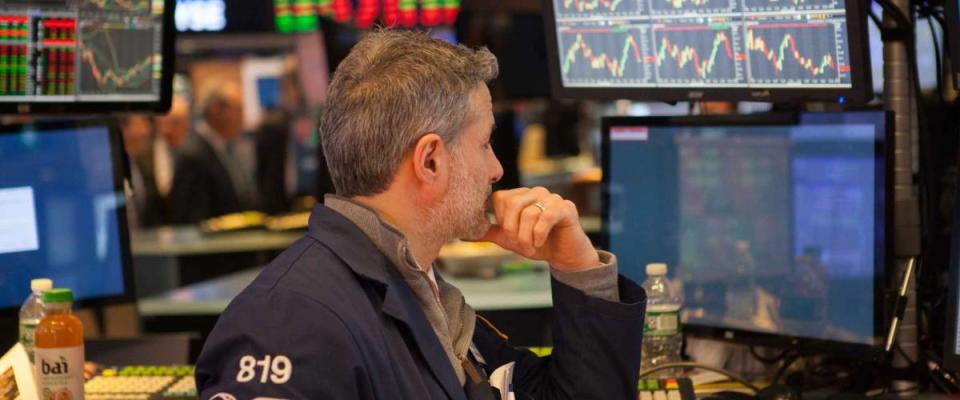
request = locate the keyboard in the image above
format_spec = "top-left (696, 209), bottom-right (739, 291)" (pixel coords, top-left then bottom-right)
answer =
top-left (85, 365), bottom-right (197, 400)
top-left (638, 377), bottom-right (696, 400)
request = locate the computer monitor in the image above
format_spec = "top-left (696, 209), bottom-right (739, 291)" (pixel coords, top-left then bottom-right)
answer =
top-left (0, 0), bottom-right (175, 113)
top-left (943, 157), bottom-right (960, 370)
top-left (601, 111), bottom-right (890, 350)
top-left (945, 0), bottom-right (960, 89)
top-left (543, 0), bottom-right (874, 103)
top-left (0, 120), bottom-right (134, 313)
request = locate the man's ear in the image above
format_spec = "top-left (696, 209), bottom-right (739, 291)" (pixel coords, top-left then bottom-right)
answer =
top-left (411, 133), bottom-right (448, 185)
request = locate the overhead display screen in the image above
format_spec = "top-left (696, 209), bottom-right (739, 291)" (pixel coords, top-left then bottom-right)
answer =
top-left (0, 0), bottom-right (174, 112)
top-left (545, 0), bottom-right (873, 102)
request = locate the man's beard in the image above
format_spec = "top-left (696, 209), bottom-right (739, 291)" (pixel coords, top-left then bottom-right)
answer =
top-left (425, 155), bottom-right (492, 243)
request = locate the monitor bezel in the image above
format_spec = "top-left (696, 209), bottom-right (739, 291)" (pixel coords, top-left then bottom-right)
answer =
top-left (0, 119), bottom-right (137, 315)
top-left (600, 111), bottom-right (892, 357)
top-left (0, 1), bottom-right (176, 114)
top-left (542, 0), bottom-right (875, 104)
top-left (943, 152), bottom-right (960, 370)
top-left (945, 0), bottom-right (960, 90)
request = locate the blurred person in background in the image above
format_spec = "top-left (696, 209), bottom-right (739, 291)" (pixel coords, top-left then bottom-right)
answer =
top-left (170, 78), bottom-right (258, 224)
top-left (257, 58), bottom-right (314, 214)
top-left (154, 93), bottom-right (191, 199)
top-left (257, 57), bottom-right (336, 214)
top-left (121, 114), bottom-right (166, 228)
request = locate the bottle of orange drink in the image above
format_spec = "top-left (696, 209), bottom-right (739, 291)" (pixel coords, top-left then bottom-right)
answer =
top-left (34, 288), bottom-right (84, 400)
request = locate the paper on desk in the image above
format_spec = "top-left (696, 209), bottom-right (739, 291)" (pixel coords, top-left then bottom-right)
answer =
top-left (0, 343), bottom-right (39, 400)
top-left (0, 187), bottom-right (38, 255)
top-left (489, 362), bottom-right (515, 400)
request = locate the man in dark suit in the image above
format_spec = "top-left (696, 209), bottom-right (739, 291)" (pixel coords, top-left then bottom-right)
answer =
top-left (196, 31), bottom-right (645, 399)
top-left (170, 79), bottom-right (258, 224)
top-left (121, 114), bottom-right (167, 228)
top-left (257, 59), bottom-right (337, 213)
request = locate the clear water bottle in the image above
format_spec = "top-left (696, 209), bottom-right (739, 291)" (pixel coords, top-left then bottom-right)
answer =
top-left (641, 263), bottom-right (682, 377)
top-left (19, 278), bottom-right (53, 363)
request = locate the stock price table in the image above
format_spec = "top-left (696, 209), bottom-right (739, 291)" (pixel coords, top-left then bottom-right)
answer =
top-left (554, 0), bottom-right (646, 18)
top-left (743, 0), bottom-right (841, 12)
top-left (650, 0), bottom-right (737, 16)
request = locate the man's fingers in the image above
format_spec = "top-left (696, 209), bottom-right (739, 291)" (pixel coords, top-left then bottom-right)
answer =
top-left (517, 205), bottom-right (541, 256)
top-left (490, 188), bottom-right (526, 224)
top-left (486, 188), bottom-right (587, 262)
top-left (495, 186), bottom-right (549, 234)
top-left (533, 195), bottom-right (565, 248)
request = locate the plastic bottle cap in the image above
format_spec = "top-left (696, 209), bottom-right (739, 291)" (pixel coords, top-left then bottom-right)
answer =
top-left (42, 288), bottom-right (73, 303)
top-left (646, 263), bottom-right (668, 276)
top-left (30, 278), bottom-right (53, 292)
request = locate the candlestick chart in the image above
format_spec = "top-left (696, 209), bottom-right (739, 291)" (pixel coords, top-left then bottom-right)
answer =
top-left (79, 23), bottom-right (156, 95)
top-left (559, 26), bottom-right (653, 85)
top-left (745, 22), bottom-right (849, 84)
top-left (654, 25), bottom-right (744, 83)
top-left (82, 0), bottom-right (151, 13)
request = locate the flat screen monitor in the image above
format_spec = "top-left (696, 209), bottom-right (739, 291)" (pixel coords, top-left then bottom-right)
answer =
top-left (946, 0), bottom-right (960, 89)
top-left (0, 0), bottom-right (175, 113)
top-left (0, 120), bottom-right (133, 312)
top-left (544, 0), bottom-right (874, 103)
top-left (602, 111), bottom-right (890, 349)
top-left (943, 153), bottom-right (960, 370)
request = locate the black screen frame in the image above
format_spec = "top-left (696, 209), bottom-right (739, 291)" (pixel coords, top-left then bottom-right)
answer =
top-left (0, 1), bottom-right (176, 114)
top-left (945, 0), bottom-right (960, 90)
top-left (943, 152), bottom-right (960, 370)
top-left (600, 111), bottom-right (892, 358)
top-left (542, 0), bottom-right (875, 104)
top-left (0, 119), bottom-right (136, 316)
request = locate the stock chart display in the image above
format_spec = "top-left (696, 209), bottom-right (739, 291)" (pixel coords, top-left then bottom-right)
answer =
top-left (552, 0), bottom-right (854, 89)
top-left (0, 0), bottom-right (164, 102)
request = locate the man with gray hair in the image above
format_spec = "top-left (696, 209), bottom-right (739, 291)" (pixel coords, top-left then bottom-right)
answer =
top-left (196, 30), bottom-right (646, 399)
top-left (170, 78), bottom-right (258, 223)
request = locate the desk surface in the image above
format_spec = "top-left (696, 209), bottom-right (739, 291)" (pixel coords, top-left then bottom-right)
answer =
top-left (138, 267), bottom-right (553, 317)
top-left (130, 227), bottom-right (303, 256)
top-left (131, 217), bottom-right (601, 257)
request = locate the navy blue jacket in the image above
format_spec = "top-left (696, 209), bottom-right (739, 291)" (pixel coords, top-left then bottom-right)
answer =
top-left (195, 204), bottom-right (647, 399)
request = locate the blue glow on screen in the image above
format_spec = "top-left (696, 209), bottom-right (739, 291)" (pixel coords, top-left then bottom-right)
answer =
top-left (0, 126), bottom-right (126, 309)
top-left (606, 112), bottom-right (884, 345)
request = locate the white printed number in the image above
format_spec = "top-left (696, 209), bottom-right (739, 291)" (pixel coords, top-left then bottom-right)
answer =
top-left (236, 355), bottom-right (292, 384)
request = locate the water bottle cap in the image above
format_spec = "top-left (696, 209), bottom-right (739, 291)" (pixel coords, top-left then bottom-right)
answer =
top-left (42, 288), bottom-right (73, 304)
top-left (30, 278), bottom-right (52, 292)
top-left (646, 263), bottom-right (668, 276)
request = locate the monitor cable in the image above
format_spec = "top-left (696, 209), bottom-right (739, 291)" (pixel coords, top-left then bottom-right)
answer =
top-left (748, 345), bottom-right (793, 365)
top-left (770, 353), bottom-right (802, 387)
top-left (884, 257), bottom-right (917, 357)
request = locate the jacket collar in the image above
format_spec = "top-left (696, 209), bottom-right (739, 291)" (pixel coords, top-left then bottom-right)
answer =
top-left (306, 203), bottom-right (467, 400)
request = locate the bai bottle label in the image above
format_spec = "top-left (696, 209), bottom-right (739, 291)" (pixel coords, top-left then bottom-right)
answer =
top-left (35, 346), bottom-right (84, 400)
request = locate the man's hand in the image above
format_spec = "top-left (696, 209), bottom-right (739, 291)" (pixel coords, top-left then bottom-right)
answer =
top-left (478, 187), bottom-right (600, 272)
